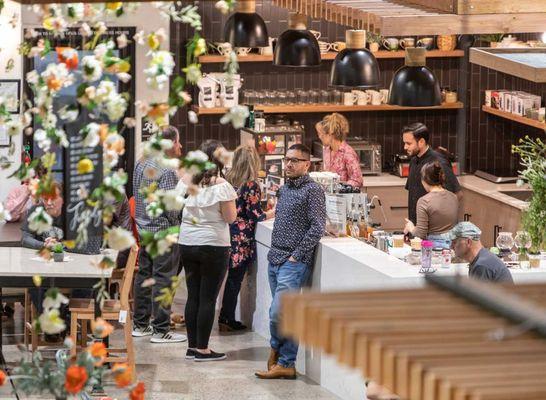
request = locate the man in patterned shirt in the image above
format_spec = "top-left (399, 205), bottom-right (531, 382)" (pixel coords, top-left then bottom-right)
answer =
top-left (255, 144), bottom-right (326, 380)
top-left (132, 125), bottom-right (186, 343)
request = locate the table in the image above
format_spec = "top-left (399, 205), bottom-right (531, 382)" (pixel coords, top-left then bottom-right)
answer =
top-left (0, 222), bottom-right (22, 247)
top-left (0, 247), bottom-right (113, 398)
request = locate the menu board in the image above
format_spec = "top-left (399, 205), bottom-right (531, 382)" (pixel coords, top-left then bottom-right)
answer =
top-left (325, 194), bottom-right (347, 235)
top-left (63, 112), bottom-right (103, 254)
top-left (141, 117), bottom-right (156, 142)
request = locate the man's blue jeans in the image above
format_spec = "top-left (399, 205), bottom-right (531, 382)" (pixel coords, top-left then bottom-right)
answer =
top-left (268, 260), bottom-right (311, 368)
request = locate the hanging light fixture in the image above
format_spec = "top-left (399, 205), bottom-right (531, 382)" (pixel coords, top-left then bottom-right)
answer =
top-left (273, 13), bottom-right (320, 67)
top-left (388, 47), bottom-right (442, 106)
top-left (224, 0), bottom-right (268, 48)
top-left (330, 30), bottom-right (380, 88)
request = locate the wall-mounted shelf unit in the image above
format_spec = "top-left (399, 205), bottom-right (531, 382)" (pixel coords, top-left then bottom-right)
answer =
top-left (198, 50), bottom-right (465, 64)
top-left (482, 106), bottom-right (546, 130)
top-left (191, 102), bottom-right (464, 115)
top-left (470, 48), bottom-right (546, 83)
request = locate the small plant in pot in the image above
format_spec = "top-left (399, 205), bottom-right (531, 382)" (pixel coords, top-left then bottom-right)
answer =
top-left (367, 31), bottom-right (382, 53)
top-left (480, 33), bottom-right (504, 47)
top-left (51, 243), bottom-right (65, 262)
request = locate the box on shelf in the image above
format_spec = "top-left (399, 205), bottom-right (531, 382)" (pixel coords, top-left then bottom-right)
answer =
top-left (485, 89), bottom-right (543, 117)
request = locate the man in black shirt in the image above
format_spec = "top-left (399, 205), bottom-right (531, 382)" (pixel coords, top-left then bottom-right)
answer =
top-left (402, 122), bottom-right (461, 223)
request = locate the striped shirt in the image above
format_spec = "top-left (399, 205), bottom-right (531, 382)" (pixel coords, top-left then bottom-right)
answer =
top-left (133, 158), bottom-right (181, 234)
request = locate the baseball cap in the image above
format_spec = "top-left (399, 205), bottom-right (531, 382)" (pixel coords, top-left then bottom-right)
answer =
top-left (449, 222), bottom-right (482, 241)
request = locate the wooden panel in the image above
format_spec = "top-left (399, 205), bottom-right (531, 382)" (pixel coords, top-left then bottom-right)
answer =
top-left (470, 48), bottom-right (546, 83)
top-left (363, 186), bottom-right (408, 231)
top-left (482, 106), bottom-right (546, 131)
top-left (457, 0), bottom-right (546, 15)
top-left (389, 0), bottom-right (456, 13)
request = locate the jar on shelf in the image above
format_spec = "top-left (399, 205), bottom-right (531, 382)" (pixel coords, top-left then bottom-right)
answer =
top-left (308, 90), bottom-right (320, 104)
top-left (296, 89), bottom-right (309, 104)
top-left (286, 90), bottom-right (296, 105)
top-left (320, 90), bottom-right (330, 104)
top-left (330, 89), bottom-right (343, 104)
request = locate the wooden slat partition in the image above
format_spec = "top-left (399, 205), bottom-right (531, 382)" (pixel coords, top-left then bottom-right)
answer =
top-left (280, 279), bottom-right (546, 400)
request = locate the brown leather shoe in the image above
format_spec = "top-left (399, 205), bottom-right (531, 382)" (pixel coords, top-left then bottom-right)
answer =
top-left (255, 364), bottom-right (296, 380)
top-left (267, 348), bottom-right (279, 371)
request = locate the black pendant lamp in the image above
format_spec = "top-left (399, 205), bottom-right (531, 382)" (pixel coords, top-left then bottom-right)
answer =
top-left (330, 30), bottom-right (380, 88)
top-left (388, 47), bottom-right (442, 106)
top-left (273, 13), bottom-right (320, 67)
top-left (224, 0), bottom-right (268, 47)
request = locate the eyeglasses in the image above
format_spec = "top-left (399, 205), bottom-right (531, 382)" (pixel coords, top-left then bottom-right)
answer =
top-left (285, 157), bottom-right (309, 165)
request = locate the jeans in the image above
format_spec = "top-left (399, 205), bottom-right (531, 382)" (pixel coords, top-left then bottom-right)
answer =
top-left (268, 260), bottom-right (311, 368)
top-left (427, 233), bottom-right (452, 249)
top-left (180, 245), bottom-right (230, 349)
top-left (133, 245), bottom-right (179, 334)
top-left (219, 258), bottom-right (251, 322)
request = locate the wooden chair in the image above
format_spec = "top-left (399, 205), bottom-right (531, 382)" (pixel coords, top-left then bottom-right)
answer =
top-left (69, 245), bottom-right (138, 379)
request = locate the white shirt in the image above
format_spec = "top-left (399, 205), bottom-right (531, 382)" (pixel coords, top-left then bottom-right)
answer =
top-left (177, 180), bottom-right (237, 247)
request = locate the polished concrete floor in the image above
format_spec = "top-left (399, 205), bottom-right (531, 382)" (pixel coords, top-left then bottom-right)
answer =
top-left (1, 295), bottom-right (339, 400)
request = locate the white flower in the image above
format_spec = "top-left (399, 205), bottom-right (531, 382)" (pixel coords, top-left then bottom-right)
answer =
top-left (155, 27), bottom-right (167, 44)
top-left (146, 202), bottom-right (164, 218)
top-left (133, 30), bottom-right (145, 45)
top-left (58, 105), bottom-right (79, 122)
top-left (26, 70), bottom-right (39, 85)
top-left (38, 308), bottom-right (66, 335)
top-left (184, 64), bottom-right (202, 84)
top-left (94, 41), bottom-right (114, 59)
top-left (188, 110), bottom-right (198, 124)
top-left (66, 3), bottom-right (84, 21)
top-left (104, 149), bottom-right (120, 169)
top-left (159, 139), bottom-right (173, 150)
top-left (84, 85), bottom-right (96, 99)
top-left (215, 0), bottom-right (230, 14)
top-left (116, 72), bottom-right (132, 83)
top-left (159, 188), bottom-right (185, 211)
top-left (105, 95), bottom-right (127, 121)
top-left (159, 157), bottom-right (181, 170)
top-left (28, 206), bottom-right (53, 234)
top-left (94, 21), bottom-right (107, 35)
top-left (156, 233), bottom-right (178, 256)
top-left (135, 100), bottom-right (151, 115)
top-left (220, 105), bottom-right (250, 129)
top-left (6, 120), bottom-right (22, 137)
top-left (144, 51), bottom-right (175, 90)
top-left (81, 55), bottom-right (103, 82)
top-left (79, 22), bottom-right (92, 37)
top-left (516, 179), bottom-right (524, 187)
top-left (24, 28), bottom-right (39, 39)
top-left (34, 129), bottom-right (52, 152)
top-left (123, 117), bottom-right (136, 128)
top-left (186, 150), bottom-right (209, 163)
top-left (107, 226), bottom-right (136, 251)
top-left (0, 202), bottom-right (11, 222)
top-left (42, 291), bottom-right (69, 311)
top-left (116, 33), bottom-right (129, 49)
top-left (82, 122), bottom-right (101, 147)
top-left (56, 129), bottom-right (69, 148)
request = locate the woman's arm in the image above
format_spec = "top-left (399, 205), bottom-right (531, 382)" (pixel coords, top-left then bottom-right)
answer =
top-left (220, 200), bottom-right (237, 224)
top-left (412, 198), bottom-right (429, 239)
top-left (345, 147), bottom-right (363, 188)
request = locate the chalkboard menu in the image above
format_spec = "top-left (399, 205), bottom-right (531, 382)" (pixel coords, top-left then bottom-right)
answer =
top-left (63, 112), bottom-right (103, 254)
top-left (141, 117), bottom-right (156, 142)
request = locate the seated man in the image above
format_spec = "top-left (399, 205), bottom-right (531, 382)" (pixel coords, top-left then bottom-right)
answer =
top-left (450, 222), bottom-right (514, 284)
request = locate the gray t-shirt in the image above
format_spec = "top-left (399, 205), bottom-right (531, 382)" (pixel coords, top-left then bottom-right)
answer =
top-left (469, 248), bottom-right (514, 284)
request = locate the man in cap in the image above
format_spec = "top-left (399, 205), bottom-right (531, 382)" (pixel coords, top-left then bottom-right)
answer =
top-left (450, 222), bottom-right (513, 284)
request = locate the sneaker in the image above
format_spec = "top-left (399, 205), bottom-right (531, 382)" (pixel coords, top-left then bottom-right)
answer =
top-left (132, 325), bottom-right (153, 337)
top-left (194, 350), bottom-right (227, 362)
top-left (150, 331), bottom-right (187, 344)
top-left (218, 318), bottom-right (247, 332)
top-left (185, 348), bottom-right (198, 360)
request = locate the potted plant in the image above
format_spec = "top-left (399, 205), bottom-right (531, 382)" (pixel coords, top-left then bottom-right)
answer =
top-left (52, 243), bottom-right (65, 262)
top-left (480, 33), bottom-right (504, 47)
top-left (512, 136), bottom-right (546, 260)
top-left (367, 31), bottom-right (382, 53)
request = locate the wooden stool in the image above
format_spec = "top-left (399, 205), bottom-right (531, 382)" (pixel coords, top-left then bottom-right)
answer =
top-left (69, 245), bottom-right (138, 379)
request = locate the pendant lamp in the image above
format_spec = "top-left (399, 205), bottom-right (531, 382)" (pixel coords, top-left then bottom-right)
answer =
top-left (224, 0), bottom-right (268, 48)
top-left (388, 47), bottom-right (442, 106)
top-left (273, 13), bottom-right (320, 67)
top-left (330, 30), bottom-right (380, 88)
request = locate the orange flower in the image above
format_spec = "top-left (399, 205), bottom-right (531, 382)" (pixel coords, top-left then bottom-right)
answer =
top-left (56, 47), bottom-right (78, 70)
top-left (98, 124), bottom-right (109, 144)
top-left (112, 363), bottom-right (133, 388)
top-left (147, 103), bottom-right (169, 120)
top-left (64, 365), bottom-right (88, 394)
top-left (0, 370), bottom-right (6, 386)
top-left (87, 342), bottom-right (107, 366)
top-left (46, 76), bottom-right (62, 91)
top-left (91, 318), bottom-right (114, 339)
top-left (129, 382), bottom-right (146, 400)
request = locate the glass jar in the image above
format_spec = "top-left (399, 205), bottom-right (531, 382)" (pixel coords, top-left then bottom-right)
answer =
top-left (286, 90), bottom-right (296, 105)
top-left (432, 247), bottom-right (443, 269)
top-left (406, 249), bottom-right (421, 266)
top-left (320, 90), bottom-right (330, 104)
top-left (496, 232), bottom-right (514, 257)
top-left (308, 90), bottom-right (320, 104)
top-left (296, 89), bottom-right (309, 104)
top-left (420, 240), bottom-right (434, 273)
top-left (256, 91), bottom-right (265, 106)
top-left (331, 89), bottom-right (343, 104)
top-left (529, 253), bottom-right (541, 268)
top-left (277, 90), bottom-right (287, 106)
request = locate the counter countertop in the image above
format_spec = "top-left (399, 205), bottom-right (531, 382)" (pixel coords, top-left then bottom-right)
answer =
top-left (362, 173), bottom-right (407, 187)
top-left (0, 222), bottom-right (22, 247)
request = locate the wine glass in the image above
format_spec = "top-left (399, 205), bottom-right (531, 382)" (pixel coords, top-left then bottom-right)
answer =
top-left (496, 232), bottom-right (514, 259)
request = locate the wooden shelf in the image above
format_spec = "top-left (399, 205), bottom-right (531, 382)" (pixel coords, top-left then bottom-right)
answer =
top-left (192, 102), bottom-right (464, 115)
top-left (198, 50), bottom-right (465, 63)
top-left (482, 106), bottom-right (546, 130)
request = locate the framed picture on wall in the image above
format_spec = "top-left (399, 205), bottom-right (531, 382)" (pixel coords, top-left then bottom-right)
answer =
top-left (0, 79), bottom-right (21, 113)
top-left (0, 124), bottom-right (10, 147)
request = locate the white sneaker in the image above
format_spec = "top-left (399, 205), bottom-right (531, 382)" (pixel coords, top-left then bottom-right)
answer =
top-left (132, 325), bottom-right (153, 337)
top-left (150, 331), bottom-right (188, 344)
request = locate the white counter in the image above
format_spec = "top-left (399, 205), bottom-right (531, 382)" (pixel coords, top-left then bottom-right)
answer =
top-left (240, 220), bottom-right (546, 400)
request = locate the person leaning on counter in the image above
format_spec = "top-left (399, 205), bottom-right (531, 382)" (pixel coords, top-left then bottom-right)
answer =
top-left (315, 113), bottom-right (363, 188)
top-left (402, 122), bottom-right (462, 224)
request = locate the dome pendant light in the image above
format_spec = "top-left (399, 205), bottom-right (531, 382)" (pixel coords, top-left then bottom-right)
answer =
top-left (224, 0), bottom-right (268, 48)
top-left (273, 13), bottom-right (320, 67)
top-left (388, 47), bottom-right (442, 107)
top-left (330, 30), bottom-right (380, 88)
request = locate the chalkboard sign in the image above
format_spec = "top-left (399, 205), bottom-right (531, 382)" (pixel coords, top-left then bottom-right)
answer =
top-left (141, 117), bottom-right (156, 142)
top-left (63, 111), bottom-right (103, 254)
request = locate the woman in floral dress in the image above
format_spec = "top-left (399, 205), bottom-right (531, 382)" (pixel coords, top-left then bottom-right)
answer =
top-left (219, 146), bottom-right (275, 331)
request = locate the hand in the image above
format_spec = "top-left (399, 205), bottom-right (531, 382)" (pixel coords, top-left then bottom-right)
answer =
top-left (265, 208), bottom-right (275, 220)
top-left (44, 237), bottom-right (58, 248)
top-left (288, 256), bottom-right (297, 262)
top-left (403, 218), bottom-right (415, 235)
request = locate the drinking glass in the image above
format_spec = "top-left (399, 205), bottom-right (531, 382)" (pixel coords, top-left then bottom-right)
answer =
top-left (286, 90), bottom-right (296, 105)
top-left (320, 90), bottom-right (330, 104)
top-left (277, 90), bottom-right (287, 105)
top-left (308, 90), bottom-right (320, 104)
top-left (330, 89), bottom-right (343, 104)
top-left (296, 89), bottom-right (309, 104)
top-left (256, 91), bottom-right (265, 106)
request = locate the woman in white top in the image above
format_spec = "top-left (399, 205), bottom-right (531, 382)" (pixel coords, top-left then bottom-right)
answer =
top-left (178, 140), bottom-right (237, 362)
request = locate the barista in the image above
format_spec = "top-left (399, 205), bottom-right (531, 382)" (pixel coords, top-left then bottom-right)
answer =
top-left (315, 113), bottom-right (363, 189)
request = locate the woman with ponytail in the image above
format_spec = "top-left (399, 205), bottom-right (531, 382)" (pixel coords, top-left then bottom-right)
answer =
top-left (315, 113), bottom-right (363, 188)
top-left (404, 161), bottom-right (459, 248)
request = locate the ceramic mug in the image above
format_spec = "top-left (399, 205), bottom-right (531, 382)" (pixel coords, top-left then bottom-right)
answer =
top-left (382, 38), bottom-right (399, 51)
top-left (436, 35), bottom-right (457, 51)
top-left (399, 37), bottom-right (415, 49)
top-left (417, 37), bottom-right (434, 50)
top-left (259, 37), bottom-right (275, 55)
top-left (366, 90), bottom-right (382, 105)
top-left (236, 47), bottom-right (252, 56)
top-left (379, 89), bottom-right (389, 104)
top-left (214, 42), bottom-right (232, 56)
top-left (318, 41), bottom-right (332, 54)
top-left (352, 90), bottom-right (369, 106)
top-left (369, 42), bottom-right (380, 53)
top-left (332, 41), bottom-right (347, 52)
top-left (309, 30), bottom-right (321, 40)
top-left (445, 91), bottom-right (458, 103)
top-left (343, 92), bottom-right (357, 106)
